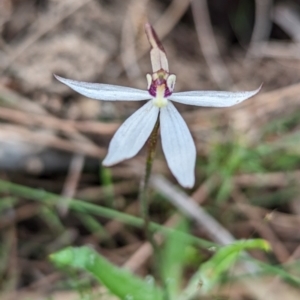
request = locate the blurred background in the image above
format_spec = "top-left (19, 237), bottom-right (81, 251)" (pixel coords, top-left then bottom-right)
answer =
top-left (1, 0), bottom-right (300, 299)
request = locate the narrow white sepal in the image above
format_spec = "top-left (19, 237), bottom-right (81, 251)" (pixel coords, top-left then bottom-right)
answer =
top-left (103, 101), bottom-right (159, 166)
top-left (54, 75), bottom-right (150, 101)
top-left (160, 102), bottom-right (196, 188)
top-left (169, 85), bottom-right (261, 107)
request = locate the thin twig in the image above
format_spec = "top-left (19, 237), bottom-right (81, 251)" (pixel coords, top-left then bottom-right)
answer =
top-left (121, 0), bottom-right (148, 79)
top-left (273, 3), bottom-right (300, 42)
top-left (232, 188), bottom-right (290, 263)
top-left (191, 0), bottom-right (233, 88)
top-left (0, 124), bottom-right (106, 158)
top-left (59, 154), bottom-right (85, 215)
top-left (153, 0), bottom-right (190, 42)
top-left (0, 105), bottom-right (118, 135)
top-left (151, 174), bottom-right (235, 244)
top-left (250, 41), bottom-right (300, 59)
top-left (247, 0), bottom-right (273, 58)
top-left (234, 170), bottom-right (300, 188)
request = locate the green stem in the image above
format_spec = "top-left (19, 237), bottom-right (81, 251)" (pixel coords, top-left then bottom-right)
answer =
top-left (139, 119), bottom-right (169, 297)
top-left (140, 119), bottom-right (159, 237)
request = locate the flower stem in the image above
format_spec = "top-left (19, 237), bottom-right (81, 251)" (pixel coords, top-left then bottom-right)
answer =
top-left (139, 118), bottom-right (168, 293)
top-left (140, 118), bottom-right (159, 241)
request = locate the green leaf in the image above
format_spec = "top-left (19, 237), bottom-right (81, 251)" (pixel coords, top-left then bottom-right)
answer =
top-left (50, 246), bottom-right (164, 300)
top-left (181, 239), bottom-right (270, 297)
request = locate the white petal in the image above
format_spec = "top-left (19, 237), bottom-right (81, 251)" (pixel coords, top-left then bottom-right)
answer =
top-left (54, 75), bottom-right (150, 101)
top-left (160, 102), bottom-right (196, 188)
top-left (103, 101), bottom-right (159, 166)
top-left (169, 85), bottom-right (261, 107)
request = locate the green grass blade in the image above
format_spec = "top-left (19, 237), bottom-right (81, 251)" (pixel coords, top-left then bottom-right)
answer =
top-left (249, 259), bottom-right (300, 286)
top-left (0, 197), bottom-right (18, 211)
top-left (40, 206), bottom-right (65, 233)
top-left (161, 220), bottom-right (188, 299)
top-left (50, 246), bottom-right (164, 300)
top-left (0, 179), bottom-right (215, 249)
top-left (181, 239), bottom-right (270, 297)
top-left (76, 213), bottom-right (109, 240)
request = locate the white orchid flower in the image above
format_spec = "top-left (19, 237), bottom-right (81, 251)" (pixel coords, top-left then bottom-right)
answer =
top-left (55, 24), bottom-right (260, 188)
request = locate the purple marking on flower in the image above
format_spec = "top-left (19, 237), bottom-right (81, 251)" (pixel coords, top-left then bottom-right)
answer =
top-left (148, 83), bottom-right (157, 97)
top-left (148, 70), bottom-right (173, 98)
top-left (148, 78), bottom-right (172, 98)
top-left (164, 86), bottom-right (172, 97)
